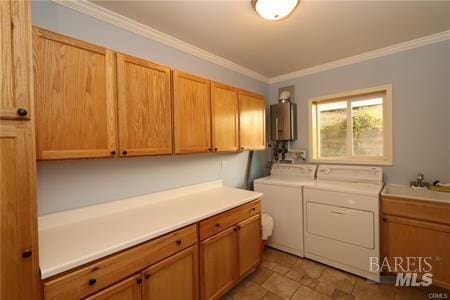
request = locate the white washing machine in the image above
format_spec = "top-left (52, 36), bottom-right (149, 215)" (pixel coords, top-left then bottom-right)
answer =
top-left (303, 165), bottom-right (383, 281)
top-left (254, 164), bottom-right (317, 256)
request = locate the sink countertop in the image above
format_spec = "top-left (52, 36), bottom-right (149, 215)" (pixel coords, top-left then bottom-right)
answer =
top-left (38, 180), bottom-right (262, 279)
top-left (381, 184), bottom-right (450, 204)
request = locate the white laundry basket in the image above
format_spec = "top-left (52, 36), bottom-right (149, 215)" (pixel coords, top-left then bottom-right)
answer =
top-left (260, 213), bottom-right (274, 252)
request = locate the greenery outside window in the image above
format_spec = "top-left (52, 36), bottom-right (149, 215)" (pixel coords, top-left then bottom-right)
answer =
top-left (309, 85), bottom-right (393, 165)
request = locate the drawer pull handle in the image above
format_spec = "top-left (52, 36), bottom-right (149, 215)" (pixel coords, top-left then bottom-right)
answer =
top-left (17, 108), bottom-right (28, 117)
top-left (382, 217), bottom-right (387, 222)
top-left (176, 239), bottom-right (182, 245)
top-left (330, 210), bottom-right (344, 215)
top-left (234, 225), bottom-right (241, 232)
top-left (250, 208), bottom-right (256, 212)
top-left (145, 273), bottom-right (151, 279)
top-left (136, 277), bottom-right (142, 284)
top-left (215, 223), bottom-right (221, 228)
top-left (88, 278), bottom-right (97, 286)
top-left (22, 249), bottom-right (32, 258)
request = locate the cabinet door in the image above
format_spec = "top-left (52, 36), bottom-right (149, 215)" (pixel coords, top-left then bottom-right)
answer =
top-left (211, 82), bottom-right (239, 152)
top-left (33, 27), bottom-right (117, 160)
top-left (382, 216), bottom-right (450, 290)
top-left (237, 214), bottom-right (261, 278)
top-left (117, 54), bottom-right (172, 157)
top-left (85, 275), bottom-right (142, 300)
top-left (142, 245), bottom-right (198, 300)
top-left (0, 0), bottom-right (32, 120)
top-left (0, 122), bottom-right (40, 299)
top-left (200, 227), bottom-right (237, 300)
top-left (239, 91), bottom-right (265, 150)
top-left (173, 71), bottom-right (211, 154)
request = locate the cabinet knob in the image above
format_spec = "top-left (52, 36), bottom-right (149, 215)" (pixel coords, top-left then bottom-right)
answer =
top-left (22, 249), bottom-right (32, 258)
top-left (214, 148), bottom-right (218, 151)
top-left (215, 223), bottom-right (221, 228)
top-left (240, 147), bottom-right (245, 150)
top-left (122, 150), bottom-right (128, 155)
top-left (145, 273), bottom-right (151, 279)
top-left (208, 148), bottom-right (212, 151)
top-left (17, 108), bottom-right (28, 117)
top-left (136, 277), bottom-right (142, 284)
top-left (382, 217), bottom-right (387, 222)
top-left (176, 239), bottom-right (182, 245)
top-left (110, 150), bottom-right (116, 155)
top-left (88, 278), bottom-right (97, 286)
top-left (251, 207), bottom-right (256, 211)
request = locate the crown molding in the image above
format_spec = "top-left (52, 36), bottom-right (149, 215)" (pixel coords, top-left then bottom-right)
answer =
top-left (49, 0), bottom-right (449, 86)
top-left (50, 0), bottom-right (269, 83)
top-left (268, 30), bottom-right (450, 84)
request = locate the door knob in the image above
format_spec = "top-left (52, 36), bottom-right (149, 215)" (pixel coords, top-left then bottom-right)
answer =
top-left (122, 150), bottom-right (128, 155)
top-left (22, 249), bottom-right (32, 258)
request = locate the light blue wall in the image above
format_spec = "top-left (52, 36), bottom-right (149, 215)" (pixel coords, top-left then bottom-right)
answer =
top-left (269, 40), bottom-right (450, 184)
top-left (32, 1), bottom-right (268, 215)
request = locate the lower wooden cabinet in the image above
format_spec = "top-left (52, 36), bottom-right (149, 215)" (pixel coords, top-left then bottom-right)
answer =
top-left (382, 196), bottom-right (450, 290)
top-left (200, 212), bottom-right (261, 300)
top-left (85, 275), bottom-right (142, 300)
top-left (142, 245), bottom-right (198, 300)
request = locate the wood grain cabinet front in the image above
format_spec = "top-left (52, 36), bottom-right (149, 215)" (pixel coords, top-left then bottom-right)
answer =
top-left (173, 71), bottom-right (211, 154)
top-left (117, 53), bottom-right (172, 157)
top-left (142, 245), bottom-right (198, 300)
top-left (0, 122), bottom-right (40, 299)
top-left (0, 0), bottom-right (33, 120)
top-left (210, 82), bottom-right (239, 152)
top-left (238, 90), bottom-right (266, 151)
top-left (85, 275), bottom-right (142, 300)
top-left (381, 197), bottom-right (450, 290)
top-left (32, 27), bottom-right (117, 160)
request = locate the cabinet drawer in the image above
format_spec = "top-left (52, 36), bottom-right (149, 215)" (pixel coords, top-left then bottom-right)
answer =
top-left (199, 200), bottom-right (260, 240)
top-left (44, 225), bottom-right (197, 300)
top-left (382, 197), bottom-right (450, 225)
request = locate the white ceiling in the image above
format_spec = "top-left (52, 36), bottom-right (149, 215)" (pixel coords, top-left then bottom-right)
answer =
top-left (91, 1), bottom-right (450, 78)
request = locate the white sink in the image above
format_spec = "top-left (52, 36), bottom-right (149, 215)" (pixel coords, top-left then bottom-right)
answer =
top-left (382, 184), bottom-right (450, 204)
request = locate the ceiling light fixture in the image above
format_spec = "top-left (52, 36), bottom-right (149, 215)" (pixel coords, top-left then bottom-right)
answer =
top-left (252, 0), bottom-right (299, 21)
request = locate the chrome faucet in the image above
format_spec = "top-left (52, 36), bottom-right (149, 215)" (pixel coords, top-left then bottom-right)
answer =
top-left (410, 173), bottom-right (429, 189)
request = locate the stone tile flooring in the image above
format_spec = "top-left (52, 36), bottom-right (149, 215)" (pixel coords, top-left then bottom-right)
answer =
top-left (224, 247), bottom-right (445, 300)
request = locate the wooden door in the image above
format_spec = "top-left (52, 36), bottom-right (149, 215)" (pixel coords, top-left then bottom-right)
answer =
top-left (85, 275), bottom-right (142, 300)
top-left (200, 227), bottom-right (237, 300)
top-left (382, 216), bottom-right (450, 290)
top-left (142, 245), bottom-right (198, 300)
top-left (211, 82), bottom-right (239, 152)
top-left (0, 0), bottom-right (33, 120)
top-left (0, 121), bottom-right (40, 299)
top-left (238, 90), bottom-right (265, 150)
top-left (117, 53), bottom-right (172, 157)
top-left (237, 214), bottom-right (261, 278)
top-left (173, 71), bottom-right (211, 154)
top-left (32, 27), bottom-right (117, 160)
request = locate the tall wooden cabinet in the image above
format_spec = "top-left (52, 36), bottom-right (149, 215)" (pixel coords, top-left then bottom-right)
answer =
top-left (0, 1), bottom-right (39, 299)
top-left (210, 82), bottom-right (239, 152)
top-left (173, 71), bottom-right (211, 154)
top-left (117, 53), bottom-right (172, 157)
top-left (32, 27), bottom-right (117, 160)
top-left (238, 90), bottom-right (266, 150)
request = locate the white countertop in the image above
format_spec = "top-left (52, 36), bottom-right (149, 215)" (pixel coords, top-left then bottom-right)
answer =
top-left (382, 184), bottom-right (450, 204)
top-left (38, 180), bottom-right (262, 279)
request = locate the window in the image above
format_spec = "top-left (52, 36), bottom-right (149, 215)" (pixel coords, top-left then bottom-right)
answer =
top-left (309, 85), bottom-right (392, 165)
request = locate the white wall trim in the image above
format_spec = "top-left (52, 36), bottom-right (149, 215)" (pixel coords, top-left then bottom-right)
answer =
top-left (50, 0), bottom-right (269, 83)
top-left (268, 30), bottom-right (450, 84)
top-left (50, 0), bottom-right (449, 86)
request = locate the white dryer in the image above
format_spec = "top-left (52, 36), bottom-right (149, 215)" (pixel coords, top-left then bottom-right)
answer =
top-left (254, 164), bottom-right (317, 256)
top-left (303, 165), bottom-right (383, 281)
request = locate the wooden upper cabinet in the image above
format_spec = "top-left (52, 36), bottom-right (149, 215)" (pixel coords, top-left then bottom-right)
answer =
top-left (117, 53), bottom-right (172, 157)
top-left (32, 27), bottom-right (117, 160)
top-left (173, 71), bottom-right (211, 154)
top-left (238, 90), bottom-right (266, 150)
top-left (0, 121), bottom-right (40, 299)
top-left (211, 82), bottom-right (239, 152)
top-left (85, 275), bottom-right (142, 300)
top-left (142, 246), bottom-right (198, 300)
top-left (1, 0), bottom-right (33, 120)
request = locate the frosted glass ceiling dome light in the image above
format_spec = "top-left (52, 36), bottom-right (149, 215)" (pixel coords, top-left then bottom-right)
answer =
top-left (252, 0), bottom-right (299, 21)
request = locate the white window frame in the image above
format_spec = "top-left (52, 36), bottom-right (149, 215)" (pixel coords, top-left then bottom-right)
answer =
top-left (309, 85), bottom-right (393, 165)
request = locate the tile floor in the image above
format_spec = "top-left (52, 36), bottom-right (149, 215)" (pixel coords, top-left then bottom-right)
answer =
top-left (224, 247), bottom-right (445, 300)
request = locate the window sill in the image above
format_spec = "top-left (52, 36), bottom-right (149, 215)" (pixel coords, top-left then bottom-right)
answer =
top-left (310, 158), bottom-right (393, 166)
